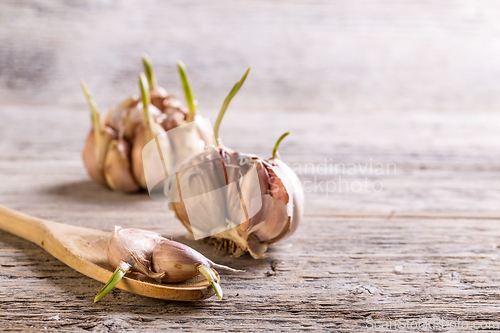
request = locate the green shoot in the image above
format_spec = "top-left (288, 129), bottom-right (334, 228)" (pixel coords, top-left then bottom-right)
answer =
top-left (272, 132), bottom-right (290, 159)
top-left (213, 67), bottom-right (251, 146)
top-left (198, 265), bottom-right (223, 300)
top-left (80, 81), bottom-right (102, 133)
top-left (139, 73), bottom-right (151, 127)
top-left (94, 262), bottom-right (131, 302)
top-left (177, 61), bottom-right (198, 122)
top-left (142, 54), bottom-right (158, 89)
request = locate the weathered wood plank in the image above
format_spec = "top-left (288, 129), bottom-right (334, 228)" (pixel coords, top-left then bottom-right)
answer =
top-left (0, 105), bottom-right (498, 331)
top-left (3, 0), bottom-right (500, 114)
top-left (3, 217), bottom-right (500, 331)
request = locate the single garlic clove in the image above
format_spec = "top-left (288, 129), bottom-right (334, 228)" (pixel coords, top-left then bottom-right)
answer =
top-left (103, 139), bottom-right (140, 193)
top-left (82, 127), bottom-right (117, 186)
top-left (269, 158), bottom-right (304, 238)
top-left (104, 97), bottom-right (136, 137)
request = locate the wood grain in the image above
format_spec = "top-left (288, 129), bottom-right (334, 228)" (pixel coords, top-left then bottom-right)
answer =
top-left (0, 103), bottom-right (499, 331)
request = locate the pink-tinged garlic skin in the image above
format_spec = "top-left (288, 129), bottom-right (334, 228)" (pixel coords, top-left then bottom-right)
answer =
top-left (152, 240), bottom-right (212, 283)
top-left (106, 226), bottom-right (225, 283)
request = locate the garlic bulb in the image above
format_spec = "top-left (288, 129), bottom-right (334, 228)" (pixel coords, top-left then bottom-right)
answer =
top-left (168, 69), bottom-right (304, 258)
top-left (94, 226), bottom-right (239, 302)
top-left (81, 55), bottom-right (211, 192)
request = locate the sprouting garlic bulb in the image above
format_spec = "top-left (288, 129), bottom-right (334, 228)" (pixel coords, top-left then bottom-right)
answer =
top-left (168, 69), bottom-right (304, 258)
top-left (81, 55), bottom-right (212, 193)
top-left (94, 226), bottom-right (239, 302)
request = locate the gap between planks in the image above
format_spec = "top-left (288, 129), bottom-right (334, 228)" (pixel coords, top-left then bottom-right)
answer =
top-left (305, 212), bottom-right (500, 220)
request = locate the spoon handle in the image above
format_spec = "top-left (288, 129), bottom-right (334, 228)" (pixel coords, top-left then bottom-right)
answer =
top-left (0, 205), bottom-right (52, 247)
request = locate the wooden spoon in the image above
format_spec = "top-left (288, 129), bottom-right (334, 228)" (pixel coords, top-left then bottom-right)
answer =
top-left (0, 205), bottom-right (216, 301)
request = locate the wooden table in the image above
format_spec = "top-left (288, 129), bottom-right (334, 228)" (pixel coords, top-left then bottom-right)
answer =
top-left (0, 105), bottom-right (499, 331)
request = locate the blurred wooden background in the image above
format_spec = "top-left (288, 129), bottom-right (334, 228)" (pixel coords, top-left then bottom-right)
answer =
top-left (1, 1), bottom-right (500, 331)
top-left (2, 0), bottom-right (500, 112)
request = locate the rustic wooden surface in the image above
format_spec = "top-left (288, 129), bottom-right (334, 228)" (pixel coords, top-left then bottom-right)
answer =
top-left (0, 104), bottom-right (499, 332)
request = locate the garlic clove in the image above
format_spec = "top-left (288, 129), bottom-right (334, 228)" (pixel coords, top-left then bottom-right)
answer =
top-left (103, 139), bottom-right (140, 193)
top-left (131, 73), bottom-right (171, 189)
top-left (150, 86), bottom-right (169, 111)
top-left (151, 239), bottom-right (209, 283)
top-left (270, 158), bottom-right (304, 238)
top-left (82, 127), bottom-right (116, 186)
top-left (80, 81), bottom-right (118, 186)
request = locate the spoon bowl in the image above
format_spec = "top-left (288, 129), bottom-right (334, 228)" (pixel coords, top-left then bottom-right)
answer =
top-left (0, 205), bottom-right (216, 301)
